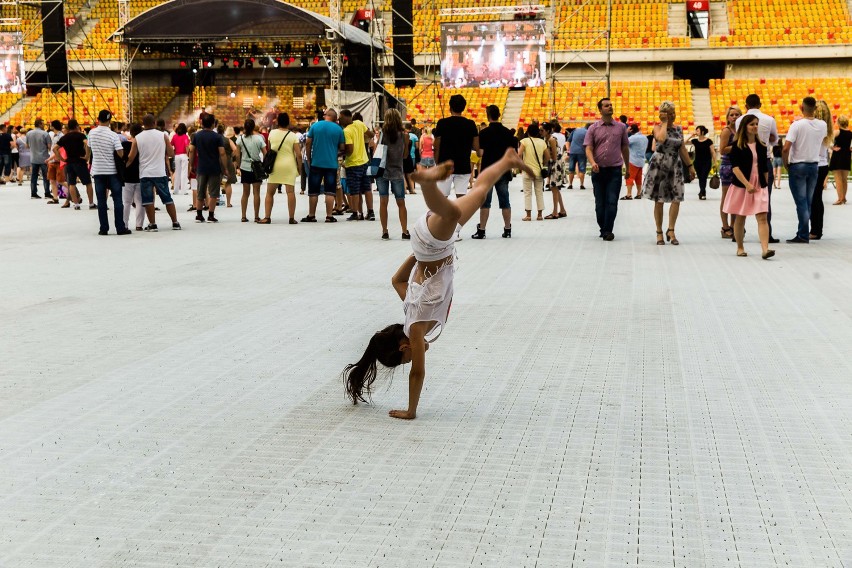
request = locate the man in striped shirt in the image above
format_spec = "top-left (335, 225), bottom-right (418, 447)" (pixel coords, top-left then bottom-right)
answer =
top-left (89, 110), bottom-right (131, 235)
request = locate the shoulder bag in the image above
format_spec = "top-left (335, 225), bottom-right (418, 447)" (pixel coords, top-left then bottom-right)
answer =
top-left (530, 139), bottom-right (549, 178)
top-left (262, 131), bottom-right (289, 175)
top-left (368, 132), bottom-right (387, 178)
top-left (240, 135), bottom-right (267, 181)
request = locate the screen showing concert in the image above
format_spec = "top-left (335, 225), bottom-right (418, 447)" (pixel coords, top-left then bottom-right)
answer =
top-left (0, 33), bottom-right (24, 94)
top-left (440, 20), bottom-right (546, 88)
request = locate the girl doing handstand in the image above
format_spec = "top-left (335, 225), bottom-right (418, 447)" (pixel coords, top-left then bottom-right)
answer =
top-left (343, 149), bottom-right (533, 419)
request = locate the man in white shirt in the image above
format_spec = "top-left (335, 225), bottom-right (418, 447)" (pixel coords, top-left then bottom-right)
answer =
top-left (127, 114), bottom-right (180, 232)
top-left (736, 94), bottom-right (779, 242)
top-left (782, 96), bottom-right (827, 243)
top-left (89, 109), bottom-right (131, 235)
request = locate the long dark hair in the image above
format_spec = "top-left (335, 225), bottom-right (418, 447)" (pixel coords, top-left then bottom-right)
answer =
top-left (735, 114), bottom-right (759, 149)
top-left (342, 323), bottom-right (407, 404)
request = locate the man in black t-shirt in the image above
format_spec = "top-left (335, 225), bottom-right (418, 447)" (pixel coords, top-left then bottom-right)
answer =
top-left (54, 119), bottom-right (94, 209)
top-left (471, 105), bottom-right (517, 239)
top-left (0, 124), bottom-right (13, 184)
top-left (433, 94), bottom-right (479, 198)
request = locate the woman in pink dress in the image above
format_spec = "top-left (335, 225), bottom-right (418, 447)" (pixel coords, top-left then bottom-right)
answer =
top-left (723, 114), bottom-right (774, 259)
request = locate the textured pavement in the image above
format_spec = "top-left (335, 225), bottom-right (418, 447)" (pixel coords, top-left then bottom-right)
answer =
top-left (1, 177), bottom-right (851, 567)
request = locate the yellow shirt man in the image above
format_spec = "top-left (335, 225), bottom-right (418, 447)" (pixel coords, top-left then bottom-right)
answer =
top-left (344, 120), bottom-right (369, 168)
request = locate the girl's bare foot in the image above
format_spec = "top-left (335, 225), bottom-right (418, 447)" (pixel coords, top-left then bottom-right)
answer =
top-left (411, 161), bottom-right (454, 183)
top-left (389, 409), bottom-right (416, 420)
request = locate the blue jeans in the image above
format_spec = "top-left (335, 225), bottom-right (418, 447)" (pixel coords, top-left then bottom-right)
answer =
top-left (591, 166), bottom-right (623, 236)
top-left (482, 177), bottom-right (510, 209)
top-left (376, 177), bottom-right (405, 200)
top-left (140, 176), bottom-right (174, 206)
top-left (308, 166), bottom-right (337, 196)
top-left (31, 162), bottom-right (49, 197)
top-left (0, 153), bottom-right (11, 177)
top-left (788, 162), bottom-right (818, 241)
top-left (93, 174), bottom-right (127, 233)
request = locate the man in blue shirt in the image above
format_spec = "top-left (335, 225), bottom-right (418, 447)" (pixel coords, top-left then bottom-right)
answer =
top-left (304, 109), bottom-right (345, 223)
top-left (567, 123), bottom-right (590, 190)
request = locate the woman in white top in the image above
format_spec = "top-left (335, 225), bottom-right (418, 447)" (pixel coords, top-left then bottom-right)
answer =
top-left (263, 112), bottom-right (301, 224)
top-left (234, 118), bottom-right (267, 223)
top-left (342, 149), bottom-right (533, 420)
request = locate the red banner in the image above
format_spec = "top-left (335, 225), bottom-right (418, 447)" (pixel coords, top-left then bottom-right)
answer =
top-left (687, 0), bottom-right (709, 11)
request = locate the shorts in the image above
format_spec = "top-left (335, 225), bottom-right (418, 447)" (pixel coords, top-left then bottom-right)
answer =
top-left (140, 176), bottom-right (174, 206)
top-left (345, 164), bottom-right (371, 195)
top-left (376, 177), bottom-right (406, 199)
top-left (48, 161), bottom-right (61, 182)
top-left (436, 173), bottom-right (470, 197)
top-left (240, 168), bottom-right (261, 185)
top-left (626, 164), bottom-right (643, 188)
top-left (568, 153), bottom-right (587, 174)
top-left (196, 173), bottom-right (222, 200)
top-left (420, 157), bottom-right (436, 168)
top-left (773, 157), bottom-right (783, 168)
top-left (482, 177), bottom-right (510, 209)
top-left (65, 162), bottom-right (91, 186)
top-left (308, 166), bottom-right (337, 196)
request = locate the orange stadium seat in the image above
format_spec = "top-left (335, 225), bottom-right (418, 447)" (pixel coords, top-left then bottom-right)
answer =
top-left (383, 85), bottom-right (509, 125)
top-left (710, 78), bottom-right (852, 134)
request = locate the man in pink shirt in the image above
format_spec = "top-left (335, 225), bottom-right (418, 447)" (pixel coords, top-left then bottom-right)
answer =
top-left (584, 98), bottom-right (630, 241)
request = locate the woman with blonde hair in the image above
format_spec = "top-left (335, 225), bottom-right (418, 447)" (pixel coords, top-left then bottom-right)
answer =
top-left (643, 101), bottom-right (695, 245)
top-left (723, 114), bottom-right (773, 259)
top-left (809, 100), bottom-right (833, 239)
top-left (718, 106), bottom-right (742, 239)
top-left (829, 114), bottom-right (851, 205)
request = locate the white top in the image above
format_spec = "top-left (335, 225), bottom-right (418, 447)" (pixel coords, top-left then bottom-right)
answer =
top-left (735, 109), bottom-right (778, 158)
top-left (818, 144), bottom-right (829, 167)
top-left (552, 132), bottom-right (566, 153)
top-left (88, 126), bottom-right (123, 175)
top-left (136, 128), bottom-right (169, 178)
top-left (786, 117), bottom-right (827, 164)
top-left (403, 261), bottom-right (454, 344)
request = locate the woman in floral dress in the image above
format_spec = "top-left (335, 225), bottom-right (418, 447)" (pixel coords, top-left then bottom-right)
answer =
top-left (644, 101), bottom-right (695, 245)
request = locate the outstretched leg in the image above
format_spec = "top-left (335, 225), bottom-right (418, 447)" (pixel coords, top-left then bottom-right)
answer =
top-left (413, 150), bottom-right (532, 241)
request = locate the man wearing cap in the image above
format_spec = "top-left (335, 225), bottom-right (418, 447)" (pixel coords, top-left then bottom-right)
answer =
top-left (89, 109), bottom-right (130, 235)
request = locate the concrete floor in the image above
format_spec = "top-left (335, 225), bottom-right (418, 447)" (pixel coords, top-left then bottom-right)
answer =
top-left (1, 177), bottom-right (851, 567)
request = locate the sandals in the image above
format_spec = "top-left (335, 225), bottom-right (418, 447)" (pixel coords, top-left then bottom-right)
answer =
top-left (257, 218), bottom-right (271, 224)
top-left (241, 217), bottom-right (249, 222)
top-left (762, 250), bottom-right (775, 260)
top-left (325, 216), bottom-right (337, 223)
top-left (737, 251), bottom-right (748, 257)
top-left (656, 231), bottom-right (665, 245)
top-left (544, 213), bottom-right (559, 219)
top-left (619, 195), bottom-right (632, 200)
top-left (289, 218), bottom-right (298, 225)
top-left (721, 226), bottom-right (734, 238)
top-left (558, 212), bottom-right (567, 218)
top-left (521, 216), bottom-right (531, 222)
top-left (666, 229), bottom-right (679, 245)
top-left (300, 215), bottom-right (317, 222)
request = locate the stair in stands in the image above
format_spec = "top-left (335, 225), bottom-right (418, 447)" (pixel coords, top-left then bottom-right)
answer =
top-left (163, 93), bottom-right (191, 124)
top-left (692, 88), bottom-right (714, 137)
top-left (668, 3), bottom-right (688, 37)
top-left (709, 2), bottom-right (730, 36)
top-left (502, 90), bottom-right (525, 131)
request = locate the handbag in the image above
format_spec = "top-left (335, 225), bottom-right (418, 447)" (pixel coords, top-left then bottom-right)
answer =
top-left (240, 135), bottom-right (267, 181)
top-left (530, 139), bottom-right (549, 178)
top-left (368, 132), bottom-right (387, 177)
top-left (262, 131), bottom-right (289, 175)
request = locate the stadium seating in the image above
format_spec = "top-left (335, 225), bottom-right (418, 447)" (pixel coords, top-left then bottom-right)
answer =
top-left (11, 89), bottom-right (125, 127)
top-left (710, 0), bottom-right (852, 47)
top-left (131, 87), bottom-right (178, 118)
top-left (0, 93), bottom-right (23, 117)
top-left (383, 85), bottom-right (509, 125)
top-left (521, 80), bottom-right (694, 130)
top-left (710, 78), bottom-right (852, 134)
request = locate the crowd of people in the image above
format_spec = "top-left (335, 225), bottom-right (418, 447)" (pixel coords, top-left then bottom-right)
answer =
top-left (6, 91), bottom-right (850, 252)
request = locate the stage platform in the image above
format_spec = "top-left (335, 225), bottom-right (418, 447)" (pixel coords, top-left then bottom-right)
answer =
top-left (1, 176), bottom-right (850, 567)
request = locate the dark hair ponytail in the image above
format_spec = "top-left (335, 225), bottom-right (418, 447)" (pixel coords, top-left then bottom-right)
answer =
top-left (343, 323), bottom-right (407, 404)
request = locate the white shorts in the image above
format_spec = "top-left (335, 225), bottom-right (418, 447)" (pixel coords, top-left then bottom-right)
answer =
top-left (436, 173), bottom-right (470, 197)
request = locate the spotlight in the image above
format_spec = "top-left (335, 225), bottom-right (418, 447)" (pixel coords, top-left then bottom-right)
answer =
top-left (204, 58), bottom-right (213, 68)
top-left (179, 59), bottom-right (188, 68)
top-left (300, 56), bottom-right (308, 67)
top-left (233, 58), bottom-right (242, 68)
top-left (246, 59), bottom-right (254, 69)
top-left (222, 56), bottom-right (230, 64)
top-left (313, 56), bottom-right (320, 65)
top-left (259, 57), bottom-right (270, 67)
top-left (284, 58), bottom-right (291, 66)
top-left (191, 59), bottom-right (200, 72)
top-left (230, 92), bottom-right (236, 98)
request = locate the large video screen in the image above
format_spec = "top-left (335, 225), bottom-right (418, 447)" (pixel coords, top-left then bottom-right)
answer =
top-left (0, 33), bottom-right (24, 94)
top-left (440, 20), bottom-right (546, 88)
